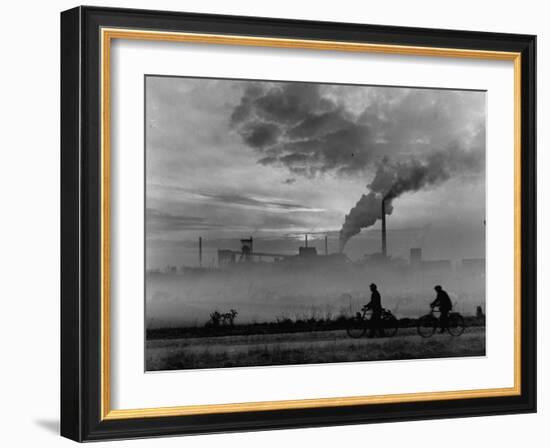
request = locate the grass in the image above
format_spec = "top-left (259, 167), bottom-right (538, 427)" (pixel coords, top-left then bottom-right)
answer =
top-left (146, 326), bottom-right (486, 371)
top-left (147, 315), bottom-right (485, 340)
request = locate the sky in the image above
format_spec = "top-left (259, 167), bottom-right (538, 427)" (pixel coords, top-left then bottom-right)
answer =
top-left (145, 76), bottom-right (486, 269)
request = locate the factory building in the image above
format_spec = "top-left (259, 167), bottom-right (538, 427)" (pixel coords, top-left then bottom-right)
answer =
top-left (215, 234), bottom-right (345, 268)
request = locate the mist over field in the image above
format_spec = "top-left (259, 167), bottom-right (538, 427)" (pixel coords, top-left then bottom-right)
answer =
top-left (146, 266), bottom-right (485, 328)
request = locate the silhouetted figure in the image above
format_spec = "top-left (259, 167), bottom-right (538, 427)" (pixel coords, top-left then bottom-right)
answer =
top-left (476, 306), bottom-right (484, 319)
top-left (430, 285), bottom-right (452, 333)
top-left (366, 283), bottom-right (385, 337)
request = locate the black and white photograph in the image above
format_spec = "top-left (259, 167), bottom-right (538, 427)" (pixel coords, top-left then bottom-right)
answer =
top-left (145, 76), bottom-right (487, 371)
top-left (54, 4), bottom-right (538, 443)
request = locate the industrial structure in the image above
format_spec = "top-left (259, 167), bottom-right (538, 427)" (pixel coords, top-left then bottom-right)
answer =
top-left (212, 234), bottom-right (346, 268)
top-left (217, 236), bottom-right (295, 266)
top-left (381, 198), bottom-right (387, 257)
top-left (189, 204), bottom-right (485, 274)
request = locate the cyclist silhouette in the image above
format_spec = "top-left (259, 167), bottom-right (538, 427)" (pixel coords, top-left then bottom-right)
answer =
top-left (366, 283), bottom-right (385, 337)
top-left (430, 285), bottom-right (453, 333)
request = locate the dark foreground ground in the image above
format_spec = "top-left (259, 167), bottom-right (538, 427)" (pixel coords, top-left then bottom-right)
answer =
top-left (146, 326), bottom-right (486, 371)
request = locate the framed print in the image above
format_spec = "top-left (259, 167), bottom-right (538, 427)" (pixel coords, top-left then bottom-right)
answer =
top-left (60, 6), bottom-right (536, 442)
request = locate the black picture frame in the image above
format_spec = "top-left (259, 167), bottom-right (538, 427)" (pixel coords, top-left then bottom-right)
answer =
top-left (61, 5), bottom-right (536, 442)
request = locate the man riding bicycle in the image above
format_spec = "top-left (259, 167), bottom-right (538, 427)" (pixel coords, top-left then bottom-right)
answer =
top-left (366, 283), bottom-right (385, 337)
top-left (430, 285), bottom-right (452, 333)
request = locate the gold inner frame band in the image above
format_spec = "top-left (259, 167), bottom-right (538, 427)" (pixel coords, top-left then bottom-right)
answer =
top-left (100, 27), bottom-right (522, 421)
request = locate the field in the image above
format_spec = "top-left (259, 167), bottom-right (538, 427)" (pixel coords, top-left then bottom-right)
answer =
top-left (146, 326), bottom-right (486, 371)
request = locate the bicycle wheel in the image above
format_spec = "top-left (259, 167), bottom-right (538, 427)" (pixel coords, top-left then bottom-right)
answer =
top-left (382, 314), bottom-right (398, 337)
top-left (346, 316), bottom-right (367, 338)
top-left (447, 313), bottom-right (465, 336)
top-left (417, 314), bottom-right (437, 338)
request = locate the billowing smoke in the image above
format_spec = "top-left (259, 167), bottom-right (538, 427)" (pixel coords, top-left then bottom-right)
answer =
top-left (339, 191), bottom-right (391, 250)
top-left (339, 145), bottom-right (484, 249)
top-left (229, 80), bottom-right (486, 250)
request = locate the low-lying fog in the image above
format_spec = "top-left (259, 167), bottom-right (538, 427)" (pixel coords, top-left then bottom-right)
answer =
top-left (146, 263), bottom-right (485, 329)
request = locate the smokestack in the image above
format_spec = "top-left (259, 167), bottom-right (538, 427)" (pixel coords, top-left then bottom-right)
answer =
top-left (305, 234), bottom-right (308, 248)
top-left (339, 147), bottom-right (484, 249)
top-left (410, 248), bottom-right (422, 266)
top-left (199, 236), bottom-right (203, 267)
top-left (381, 199), bottom-right (387, 257)
top-left (325, 235), bottom-right (328, 255)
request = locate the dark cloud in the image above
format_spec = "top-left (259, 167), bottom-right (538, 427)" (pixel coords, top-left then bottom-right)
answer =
top-left (230, 82), bottom-right (381, 176)
top-left (231, 82), bottom-right (485, 180)
top-left (241, 122), bottom-right (281, 149)
top-left (232, 83), bottom-right (332, 125)
top-left (287, 109), bottom-right (350, 140)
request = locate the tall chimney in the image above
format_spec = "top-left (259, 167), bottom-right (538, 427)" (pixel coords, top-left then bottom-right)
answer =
top-left (381, 199), bottom-right (387, 257)
top-left (325, 235), bottom-right (328, 255)
top-left (305, 234), bottom-right (308, 247)
top-left (199, 236), bottom-right (203, 266)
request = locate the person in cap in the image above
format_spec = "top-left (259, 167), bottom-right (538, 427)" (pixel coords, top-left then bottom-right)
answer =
top-left (366, 283), bottom-right (385, 337)
top-left (430, 285), bottom-right (453, 333)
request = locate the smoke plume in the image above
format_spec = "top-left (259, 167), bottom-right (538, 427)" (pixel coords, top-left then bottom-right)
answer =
top-left (229, 81), bottom-right (486, 249)
top-left (339, 145), bottom-right (484, 249)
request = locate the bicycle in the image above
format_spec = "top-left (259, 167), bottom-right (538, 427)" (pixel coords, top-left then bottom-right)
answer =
top-left (346, 305), bottom-right (398, 338)
top-left (416, 308), bottom-right (465, 338)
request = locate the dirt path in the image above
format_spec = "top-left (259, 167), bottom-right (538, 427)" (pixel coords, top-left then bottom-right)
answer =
top-left (146, 326), bottom-right (486, 371)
